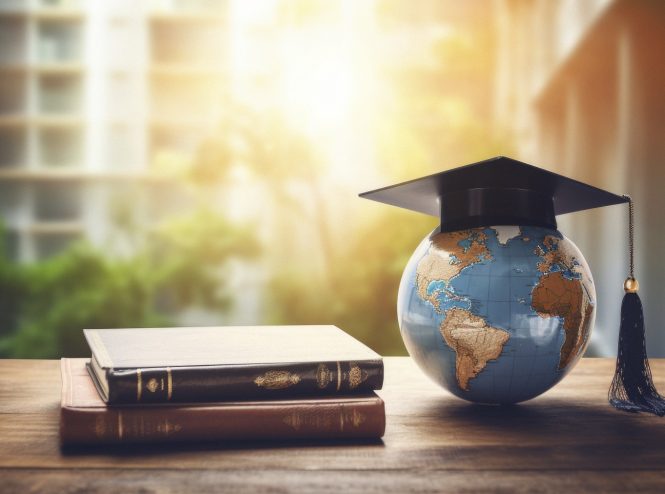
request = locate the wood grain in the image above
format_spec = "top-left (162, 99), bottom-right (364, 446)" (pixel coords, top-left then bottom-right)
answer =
top-left (1, 357), bottom-right (665, 493)
top-left (2, 469), bottom-right (665, 494)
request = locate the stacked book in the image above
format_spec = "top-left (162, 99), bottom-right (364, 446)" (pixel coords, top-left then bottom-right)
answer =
top-left (60, 325), bottom-right (385, 445)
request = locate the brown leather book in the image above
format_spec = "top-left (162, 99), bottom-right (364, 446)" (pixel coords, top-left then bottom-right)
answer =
top-left (84, 325), bottom-right (383, 404)
top-left (60, 359), bottom-right (386, 445)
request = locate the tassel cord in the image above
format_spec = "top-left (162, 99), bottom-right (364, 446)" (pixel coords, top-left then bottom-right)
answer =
top-left (627, 195), bottom-right (635, 280)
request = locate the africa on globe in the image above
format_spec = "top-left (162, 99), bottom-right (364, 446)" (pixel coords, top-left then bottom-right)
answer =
top-left (397, 225), bottom-right (596, 404)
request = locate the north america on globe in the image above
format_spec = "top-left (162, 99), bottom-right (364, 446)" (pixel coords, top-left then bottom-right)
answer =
top-left (398, 224), bottom-right (596, 404)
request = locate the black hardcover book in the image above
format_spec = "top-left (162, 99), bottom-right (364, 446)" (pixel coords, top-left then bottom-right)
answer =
top-left (84, 325), bottom-right (383, 404)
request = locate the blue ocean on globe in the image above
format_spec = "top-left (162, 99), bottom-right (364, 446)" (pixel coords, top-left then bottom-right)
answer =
top-left (397, 225), bottom-right (596, 404)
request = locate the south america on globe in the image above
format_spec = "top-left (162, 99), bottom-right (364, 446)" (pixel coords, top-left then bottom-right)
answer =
top-left (397, 225), bottom-right (595, 404)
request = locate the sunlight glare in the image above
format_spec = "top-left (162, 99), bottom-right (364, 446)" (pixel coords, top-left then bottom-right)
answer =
top-left (278, 35), bottom-right (355, 133)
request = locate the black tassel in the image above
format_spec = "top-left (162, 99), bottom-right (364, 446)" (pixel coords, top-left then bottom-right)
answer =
top-left (609, 196), bottom-right (665, 415)
top-left (609, 291), bottom-right (665, 415)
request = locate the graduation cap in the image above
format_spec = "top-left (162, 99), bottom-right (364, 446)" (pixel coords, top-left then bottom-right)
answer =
top-left (360, 156), bottom-right (664, 415)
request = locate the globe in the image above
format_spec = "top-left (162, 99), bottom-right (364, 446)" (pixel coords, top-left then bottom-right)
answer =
top-left (397, 225), bottom-right (596, 404)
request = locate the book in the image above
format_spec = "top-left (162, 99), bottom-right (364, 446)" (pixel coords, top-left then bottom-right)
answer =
top-left (84, 325), bottom-right (383, 404)
top-left (60, 359), bottom-right (386, 445)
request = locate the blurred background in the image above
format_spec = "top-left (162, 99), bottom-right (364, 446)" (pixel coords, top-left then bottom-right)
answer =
top-left (0, 0), bottom-right (664, 358)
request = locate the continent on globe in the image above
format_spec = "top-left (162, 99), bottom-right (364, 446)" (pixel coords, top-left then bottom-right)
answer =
top-left (535, 235), bottom-right (594, 297)
top-left (439, 308), bottom-right (510, 391)
top-left (532, 235), bottom-right (595, 370)
top-left (531, 271), bottom-right (593, 370)
top-left (415, 230), bottom-right (490, 310)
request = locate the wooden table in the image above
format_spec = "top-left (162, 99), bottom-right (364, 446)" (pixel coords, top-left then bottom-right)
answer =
top-left (1, 358), bottom-right (664, 493)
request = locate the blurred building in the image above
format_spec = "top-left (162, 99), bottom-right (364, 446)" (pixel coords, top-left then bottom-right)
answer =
top-left (494, 0), bottom-right (665, 356)
top-left (0, 0), bottom-right (229, 262)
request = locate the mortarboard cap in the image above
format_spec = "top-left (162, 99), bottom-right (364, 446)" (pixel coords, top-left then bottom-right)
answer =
top-left (359, 156), bottom-right (628, 232)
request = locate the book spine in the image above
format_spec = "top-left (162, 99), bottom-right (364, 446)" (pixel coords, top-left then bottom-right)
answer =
top-left (105, 360), bottom-right (384, 404)
top-left (60, 398), bottom-right (386, 445)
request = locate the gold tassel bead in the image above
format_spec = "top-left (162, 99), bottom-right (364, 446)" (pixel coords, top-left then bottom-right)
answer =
top-left (624, 277), bottom-right (639, 293)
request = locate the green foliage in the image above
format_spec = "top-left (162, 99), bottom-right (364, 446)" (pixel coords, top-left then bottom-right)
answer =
top-left (0, 212), bottom-right (258, 358)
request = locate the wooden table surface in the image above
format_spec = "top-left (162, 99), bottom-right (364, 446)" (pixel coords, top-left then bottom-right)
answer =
top-left (1, 357), bottom-right (664, 493)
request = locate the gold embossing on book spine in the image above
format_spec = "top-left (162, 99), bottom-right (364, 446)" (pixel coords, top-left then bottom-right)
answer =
top-left (336, 362), bottom-right (342, 391)
top-left (283, 411), bottom-right (333, 431)
top-left (146, 378), bottom-right (159, 393)
top-left (254, 370), bottom-right (301, 390)
top-left (118, 412), bottom-right (124, 440)
top-left (350, 408), bottom-right (366, 428)
top-left (156, 419), bottom-right (182, 436)
top-left (167, 367), bottom-right (172, 400)
top-left (338, 407), bottom-right (367, 432)
top-left (348, 363), bottom-right (369, 390)
top-left (283, 412), bottom-right (302, 430)
top-left (136, 369), bottom-right (142, 401)
top-left (316, 363), bottom-right (332, 388)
